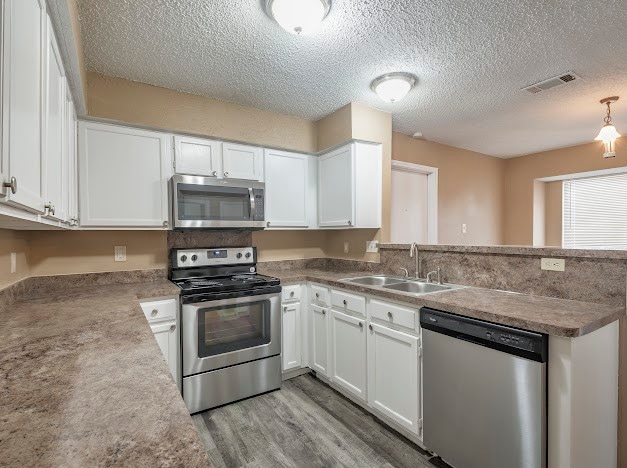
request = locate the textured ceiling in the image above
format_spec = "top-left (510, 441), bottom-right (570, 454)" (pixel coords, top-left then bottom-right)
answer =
top-left (77, 0), bottom-right (627, 157)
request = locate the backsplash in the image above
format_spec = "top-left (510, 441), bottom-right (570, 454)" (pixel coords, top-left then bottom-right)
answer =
top-left (379, 245), bottom-right (627, 307)
top-left (167, 230), bottom-right (253, 250)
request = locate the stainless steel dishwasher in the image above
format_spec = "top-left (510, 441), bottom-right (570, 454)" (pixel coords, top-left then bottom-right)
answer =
top-left (420, 307), bottom-right (548, 468)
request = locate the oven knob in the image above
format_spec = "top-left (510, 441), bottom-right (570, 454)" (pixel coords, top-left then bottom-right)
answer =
top-left (180, 255), bottom-right (187, 262)
top-left (191, 255), bottom-right (198, 262)
top-left (237, 253), bottom-right (243, 259)
top-left (245, 252), bottom-right (251, 259)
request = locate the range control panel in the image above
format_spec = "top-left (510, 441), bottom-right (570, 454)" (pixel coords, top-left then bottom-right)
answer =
top-left (173, 247), bottom-right (255, 268)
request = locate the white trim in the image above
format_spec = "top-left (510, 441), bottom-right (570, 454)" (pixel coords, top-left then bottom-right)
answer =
top-left (537, 165), bottom-right (627, 183)
top-left (391, 160), bottom-right (438, 244)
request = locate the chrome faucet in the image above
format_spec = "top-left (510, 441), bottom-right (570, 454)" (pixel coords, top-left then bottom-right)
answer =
top-left (409, 242), bottom-right (422, 279)
top-left (400, 268), bottom-right (409, 278)
top-left (426, 267), bottom-right (443, 284)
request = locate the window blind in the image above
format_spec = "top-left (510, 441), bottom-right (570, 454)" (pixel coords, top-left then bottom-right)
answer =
top-left (563, 172), bottom-right (627, 250)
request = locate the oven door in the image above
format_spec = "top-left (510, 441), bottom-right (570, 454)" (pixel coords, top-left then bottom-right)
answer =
top-left (182, 292), bottom-right (281, 376)
top-left (172, 174), bottom-right (265, 229)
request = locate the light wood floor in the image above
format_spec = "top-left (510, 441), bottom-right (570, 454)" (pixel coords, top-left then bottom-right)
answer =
top-left (192, 374), bottom-right (450, 468)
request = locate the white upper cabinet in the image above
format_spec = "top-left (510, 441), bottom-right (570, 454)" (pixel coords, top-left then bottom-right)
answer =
top-left (264, 149), bottom-right (313, 228)
top-left (0, 0), bottom-right (46, 212)
top-left (173, 135), bottom-right (221, 177)
top-left (222, 142), bottom-right (263, 181)
top-left (78, 122), bottom-right (172, 228)
top-left (367, 322), bottom-right (421, 436)
top-left (65, 90), bottom-right (78, 226)
top-left (318, 142), bottom-right (382, 229)
top-left (43, 18), bottom-right (67, 221)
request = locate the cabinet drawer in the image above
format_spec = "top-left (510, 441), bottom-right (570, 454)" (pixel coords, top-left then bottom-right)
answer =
top-left (140, 299), bottom-right (177, 323)
top-left (369, 299), bottom-right (416, 331)
top-left (282, 285), bottom-right (302, 302)
top-left (310, 284), bottom-right (329, 305)
top-left (331, 289), bottom-right (366, 316)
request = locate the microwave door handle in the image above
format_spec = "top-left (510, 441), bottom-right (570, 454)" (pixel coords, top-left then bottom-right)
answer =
top-left (248, 188), bottom-right (256, 219)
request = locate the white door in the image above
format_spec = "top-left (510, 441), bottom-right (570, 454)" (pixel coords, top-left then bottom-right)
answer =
top-left (282, 302), bottom-right (302, 371)
top-left (78, 122), bottom-right (172, 228)
top-left (311, 304), bottom-right (329, 376)
top-left (318, 145), bottom-right (354, 228)
top-left (151, 321), bottom-right (178, 383)
top-left (43, 20), bottom-right (67, 221)
top-left (367, 322), bottom-right (421, 435)
top-left (174, 135), bottom-right (221, 177)
top-left (222, 142), bottom-right (263, 181)
top-left (391, 166), bottom-right (430, 243)
top-left (264, 149), bottom-right (309, 228)
top-left (330, 309), bottom-right (367, 401)
top-left (1, 0), bottom-right (46, 212)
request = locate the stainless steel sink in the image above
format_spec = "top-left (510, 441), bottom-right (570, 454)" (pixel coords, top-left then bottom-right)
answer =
top-left (384, 281), bottom-right (453, 294)
top-left (343, 275), bottom-right (408, 287)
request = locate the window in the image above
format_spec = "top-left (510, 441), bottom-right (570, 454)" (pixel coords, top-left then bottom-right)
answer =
top-left (563, 172), bottom-right (627, 249)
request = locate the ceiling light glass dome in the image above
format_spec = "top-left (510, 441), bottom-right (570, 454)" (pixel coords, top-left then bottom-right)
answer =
top-left (264, 0), bottom-right (332, 35)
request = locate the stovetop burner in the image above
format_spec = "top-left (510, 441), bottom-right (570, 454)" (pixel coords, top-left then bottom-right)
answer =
top-left (174, 273), bottom-right (280, 296)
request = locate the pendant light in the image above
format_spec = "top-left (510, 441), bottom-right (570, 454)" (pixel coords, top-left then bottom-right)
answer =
top-left (263, 0), bottom-right (331, 35)
top-left (371, 73), bottom-right (418, 103)
top-left (595, 96), bottom-right (621, 159)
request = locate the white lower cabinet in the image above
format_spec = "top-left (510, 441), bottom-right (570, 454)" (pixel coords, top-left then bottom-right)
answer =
top-left (330, 309), bottom-right (367, 402)
top-left (310, 304), bottom-right (329, 377)
top-left (150, 321), bottom-right (178, 382)
top-left (367, 322), bottom-right (421, 436)
top-left (282, 301), bottom-right (302, 371)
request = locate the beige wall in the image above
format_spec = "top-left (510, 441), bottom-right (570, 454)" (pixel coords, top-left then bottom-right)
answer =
top-left (392, 132), bottom-right (506, 245)
top-left (315, 103), bottom-right (352, 151)
top-left (0, 229), bottom-right (29, 289)
top-left (87, 73), bottom-right (317, 153)
top-left (544, 181), bottom-right (562, 247)
top-left (503, 139), bottom-right (627, 245)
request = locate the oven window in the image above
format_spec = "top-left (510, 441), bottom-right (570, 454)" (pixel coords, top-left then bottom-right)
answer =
top-left (177, 184), bottom-right (251, 221)
top-left (197, 300), bottom-right (271, 357)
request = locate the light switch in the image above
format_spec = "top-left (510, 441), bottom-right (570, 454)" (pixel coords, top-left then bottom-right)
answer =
top-left (343, 242), bottom-right (349, 254)
top-left (366, 241), bottom-right (379, 253)
top-left (462, 224), bottom-right (467, 234)
top-left (114, 246), bottom-right (127, 262)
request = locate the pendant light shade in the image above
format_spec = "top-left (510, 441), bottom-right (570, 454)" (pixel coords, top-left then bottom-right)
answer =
top-left (595, 97), bottom-right (621, 158)
top-left (264, 0), bottom-right (331, 35)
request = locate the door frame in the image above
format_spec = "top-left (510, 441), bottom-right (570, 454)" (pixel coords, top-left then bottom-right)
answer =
top-left (391, 160), bottom-right (438, 244)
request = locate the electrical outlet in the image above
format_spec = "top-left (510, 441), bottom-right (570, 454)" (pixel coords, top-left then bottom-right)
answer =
top-left (343, 242), bottom-right (349, 254)
top-left (366, 240), bottom-right (379, 253)
top-left (541, 258), bottom-right (565, 272)
top-left (114, 246), bottom-right (127, 262)
top-left (10, 252), bottom-right (16, 273)
top-left (462, 223), bottom-right (467, 234)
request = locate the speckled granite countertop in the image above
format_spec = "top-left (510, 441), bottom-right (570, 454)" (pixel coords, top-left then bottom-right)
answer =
top-left (259, 267), bottom-right (624, 337)
top-left (0, 280), bottom-right (210, 467)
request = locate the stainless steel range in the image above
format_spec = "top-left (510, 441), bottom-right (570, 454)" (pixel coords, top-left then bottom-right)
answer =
top-left (170, 247), bottom-right (282, 413)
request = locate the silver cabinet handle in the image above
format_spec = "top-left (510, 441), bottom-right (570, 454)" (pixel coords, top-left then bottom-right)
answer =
top-left (162, 220), bottom-right (169, 227)
top-left (151, 309), bottom-right (158, 317)
top-left (343, 300), bottom-right (347, 306)
top-left (359, 322), bottom-right (363, 329)
top-left (369, 324), bottom-right (373, 331)
top-left (347, 220), bottom-right (352, 226)
top-left (315, 293), bottom-right (319, 298)
top-left (224, 171), bottom-right (229, 178)
top-left (290, 291), bottom-right (295, 297)
top-left (45, 203), bottom-right (55, 216)
top-left (283, 306), bottom-right (287, 312)
top-left (322, 309), bottom-right (326, 315)
top-left (2, 177), bottom-right (17, 196)
top-left (211, 171), bottom-right (217, 177)
top-left (169, 324), bottom-right (176, 332)
top-left (387, 311), bottom-right (393, 319)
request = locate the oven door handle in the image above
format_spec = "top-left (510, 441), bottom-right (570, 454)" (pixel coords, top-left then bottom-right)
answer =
top-left (248, 187), bottom-right (256, 220)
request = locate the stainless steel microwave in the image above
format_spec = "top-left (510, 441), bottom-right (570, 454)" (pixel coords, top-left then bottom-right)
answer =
top-left (171, 174), bottom-right (265, 229)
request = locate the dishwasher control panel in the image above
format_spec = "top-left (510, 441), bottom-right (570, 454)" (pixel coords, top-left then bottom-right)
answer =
top-left (420, 307), bottom-right (548, 362)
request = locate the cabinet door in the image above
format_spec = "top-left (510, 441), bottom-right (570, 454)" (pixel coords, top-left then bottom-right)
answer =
top-left (43, 19), bottom-right (67, 221)
top-left (311, 304), bottom-right (329, 377)
top-left (318, 145), bottom-right (354, 227)
top-left (173, 135), bottom-right (221, 176)
top-left (282, 302), bottom-right (302, 371)
top-left (264, 149), bottom-right (308, 228)
top-left (151, 321), bottom-right (179, 383)
top-left (222, 142), bottom-right (263, 181)
top-left (367, 322), bottom-right (421, 435)
top-left (330, 309), bottom-right (367, 401)
top-left (78, 122), bottom-right (172, 227)
top-left (1, 0), bottom-right (46, 212)
top-left (65, 92), bottom-right (78, 226)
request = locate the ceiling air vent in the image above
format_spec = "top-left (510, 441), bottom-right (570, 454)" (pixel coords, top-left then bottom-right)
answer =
top-left (522, 72), bottom-right (581, 94)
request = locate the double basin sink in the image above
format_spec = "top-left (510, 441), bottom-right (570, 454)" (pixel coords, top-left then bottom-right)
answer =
top-left (341, 275), bottom-right (463, 295)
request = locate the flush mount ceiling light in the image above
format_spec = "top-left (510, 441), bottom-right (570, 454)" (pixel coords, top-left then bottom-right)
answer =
top-left (595, 96), bottom-right (621, 158)
top-left (371, 73), bottom-right (417, 103)
top-left (263, 0), bottom-right (331, 35)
